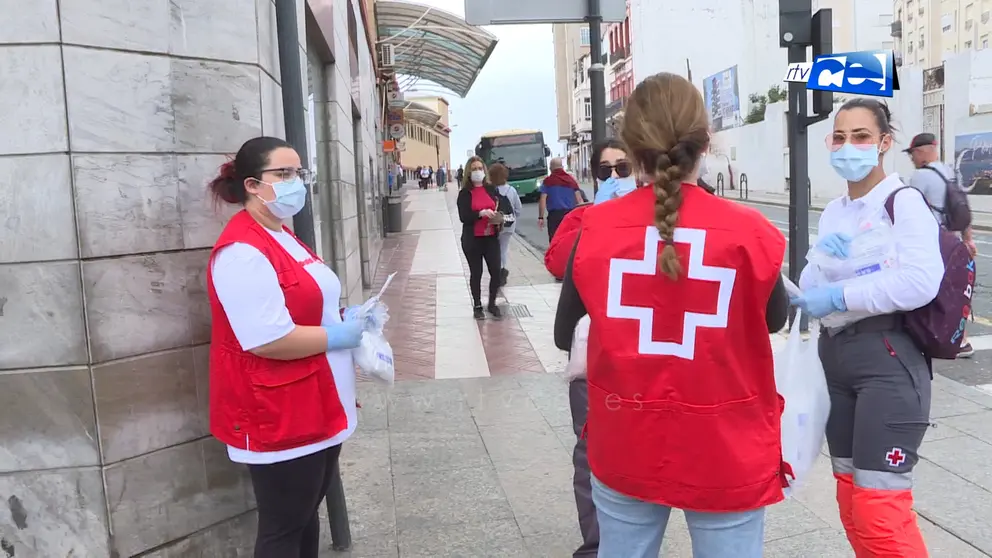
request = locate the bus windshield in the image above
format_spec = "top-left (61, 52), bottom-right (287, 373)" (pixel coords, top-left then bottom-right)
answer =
top-left (478, 132), bottom-right (548, 180)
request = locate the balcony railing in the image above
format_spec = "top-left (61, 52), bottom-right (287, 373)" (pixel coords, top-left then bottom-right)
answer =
top-left (610, 46), bottom-right (628, 65)
top-left (891, 20), bottom-right (902, 36)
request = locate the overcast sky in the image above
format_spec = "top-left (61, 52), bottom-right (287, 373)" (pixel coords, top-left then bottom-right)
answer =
top-left (402, 0), bottom-right (562, 167)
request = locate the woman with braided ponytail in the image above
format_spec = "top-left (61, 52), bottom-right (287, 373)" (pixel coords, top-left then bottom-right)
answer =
top-left (553, 72), bottom-right (789, 557)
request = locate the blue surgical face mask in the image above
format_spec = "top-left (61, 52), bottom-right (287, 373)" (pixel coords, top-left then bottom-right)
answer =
top-left (614, 176), bottom-right (637, 196)
top-left (258, 177), bottom-right (307, 219)
top-left (830, 143), bottom-right (879, 182)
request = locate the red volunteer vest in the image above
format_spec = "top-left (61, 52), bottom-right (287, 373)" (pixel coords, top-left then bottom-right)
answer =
top-left (206, 210), bottom-right (348, 452)
top-left (572, 184), bottom-right (787, 512)
top-left (545, 203), bottom-right (591, 279)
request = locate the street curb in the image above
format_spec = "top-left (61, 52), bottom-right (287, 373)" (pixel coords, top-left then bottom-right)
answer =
top-left (734, 197), bottom-right (992, 233)
top-left (513, 232), bottom-right (547, 263)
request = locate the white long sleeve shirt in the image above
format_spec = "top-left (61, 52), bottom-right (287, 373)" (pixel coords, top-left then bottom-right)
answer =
top-left (799, 174), bottom-right (943, 316)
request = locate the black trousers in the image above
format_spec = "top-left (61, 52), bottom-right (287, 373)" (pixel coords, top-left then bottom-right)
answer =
top-left (547, 208), bottom-right (570, 241)
top-left (461, 234), bottom-right (501, 307)
top-left (569, 379), bottom-right (599, 556)
top-left (248, 444), bottom-right (343, 558)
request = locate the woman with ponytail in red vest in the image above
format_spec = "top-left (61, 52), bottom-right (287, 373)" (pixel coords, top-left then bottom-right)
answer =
top-left (554, 73), bottom-right (790, 557)
top-left (206, 137), bottom-right (364, 558)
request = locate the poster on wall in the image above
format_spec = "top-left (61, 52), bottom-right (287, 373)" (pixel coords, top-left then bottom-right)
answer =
top-left (703, 66), bottom-right (741, 132)
top-left (954, 132), bottom-right (992, 195)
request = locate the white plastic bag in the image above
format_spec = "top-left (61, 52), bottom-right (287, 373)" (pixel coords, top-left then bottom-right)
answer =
top-left (562, 316), bottom-right (590, 380)
top-left (775, 309), bottom-right (831, 496)
top-left (351, 273), bottom-right (396, 384)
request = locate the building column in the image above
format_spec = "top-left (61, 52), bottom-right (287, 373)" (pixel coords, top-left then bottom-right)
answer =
top-left (0, 0), bottom-right (289, 555)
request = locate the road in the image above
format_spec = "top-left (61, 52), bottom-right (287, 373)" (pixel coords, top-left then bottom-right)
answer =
top-left (514, 196), bottom-right (992, 389)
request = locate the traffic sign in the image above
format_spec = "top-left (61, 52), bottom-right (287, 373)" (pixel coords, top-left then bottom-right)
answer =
top-left (387, 107), bottom-right (404, 124)
top-left (389, 124), bottom-right (405, 139)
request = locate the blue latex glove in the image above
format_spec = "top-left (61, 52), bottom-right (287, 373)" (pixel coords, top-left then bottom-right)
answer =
top-left (594, 177), bottom-right (619, 204)
top-left (815, 232), bottom-right (852, 258)
top-left (323, 320), bottom-right (363, 351)
top-left (789, 285), bottom-right (847, 318)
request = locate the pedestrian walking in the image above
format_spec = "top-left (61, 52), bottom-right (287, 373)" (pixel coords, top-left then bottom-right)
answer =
top-left (538, 158), bottom-right (583, 241)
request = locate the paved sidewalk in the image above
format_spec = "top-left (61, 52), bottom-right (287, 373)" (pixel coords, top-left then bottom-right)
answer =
top-left (330, 189), bottom-right (992, 557)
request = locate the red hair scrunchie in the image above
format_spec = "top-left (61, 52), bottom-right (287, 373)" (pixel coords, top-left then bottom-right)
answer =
top-left (219, 160), bottom-right (236, 179)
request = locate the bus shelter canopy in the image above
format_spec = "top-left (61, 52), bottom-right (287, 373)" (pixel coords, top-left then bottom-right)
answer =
top-left (376, 1), bottom-right (497, 97)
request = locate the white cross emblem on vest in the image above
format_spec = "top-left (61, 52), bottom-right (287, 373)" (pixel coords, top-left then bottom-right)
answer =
top-left (606, 226), bottom-right (737, 360)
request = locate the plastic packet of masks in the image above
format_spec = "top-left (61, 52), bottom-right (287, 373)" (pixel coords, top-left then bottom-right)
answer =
top-left (806, 214), bottom-right (899, 284)
top-left (351, 273), bottom-right (396, 384)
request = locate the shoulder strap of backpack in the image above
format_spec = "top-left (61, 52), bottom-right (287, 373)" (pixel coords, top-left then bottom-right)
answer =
top-left (884, 186), bottom-right (933, 223)
top-left (922, 164), bottom-right (950, 185)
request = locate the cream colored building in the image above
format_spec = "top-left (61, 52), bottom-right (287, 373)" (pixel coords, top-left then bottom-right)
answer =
top-left (892, 0), bottom-right (992, 68)
top-left (552, 24), bottom-right (590, 148)
top-left (399, 96), bottom-right (453, 179)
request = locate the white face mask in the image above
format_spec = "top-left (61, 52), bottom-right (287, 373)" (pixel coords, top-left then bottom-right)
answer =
top-left (470, 170), bottom-right (486, 183)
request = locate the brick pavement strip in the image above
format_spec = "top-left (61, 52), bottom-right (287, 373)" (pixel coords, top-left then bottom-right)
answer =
top-left (333, 189), bottom-right (992, 557)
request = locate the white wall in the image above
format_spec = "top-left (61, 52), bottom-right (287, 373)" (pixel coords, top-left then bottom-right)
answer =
top-left (945, 50), bottom-right (992, 212)
top-left (631, 0), bottom-right (785, 121)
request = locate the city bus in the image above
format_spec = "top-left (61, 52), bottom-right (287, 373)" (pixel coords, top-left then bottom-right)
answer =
top-left (475, 129), bottom-right (552, 201)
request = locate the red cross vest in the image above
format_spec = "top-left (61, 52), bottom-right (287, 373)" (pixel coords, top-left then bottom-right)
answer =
top-left (571, 184), bottom-right (788, 512)
top-left (206, 210), bottom-right (348, 452)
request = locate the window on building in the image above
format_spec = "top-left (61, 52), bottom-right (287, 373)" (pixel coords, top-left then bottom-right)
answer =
top-left (580, 28), bottom-right (590, 45)
top-left (966, 40), bottom-right (972, 48)
top-left (942, 14), bottom-right (952, 31)
top-left (983, 36), bottom-right (989, 48)
top-left (584, 97), bottom-right (591, 120)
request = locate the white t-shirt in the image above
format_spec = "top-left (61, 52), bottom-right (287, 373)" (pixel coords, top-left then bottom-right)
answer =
top-left (211, 228), bottom-right (357, 464)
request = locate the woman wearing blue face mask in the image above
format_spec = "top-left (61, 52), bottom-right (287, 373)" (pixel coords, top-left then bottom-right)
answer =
top-left (792, 99), bottom-right (943, 556)
top-left (206, 137), bottom-right (365, 558)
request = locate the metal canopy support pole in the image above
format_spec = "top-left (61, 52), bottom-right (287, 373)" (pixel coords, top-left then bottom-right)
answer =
top-left (786, 44), bottom-right (810, 332)
top-left (587, 0), bottom-right (606, 194)
top-left (276, 0), bottom-right (315, 251)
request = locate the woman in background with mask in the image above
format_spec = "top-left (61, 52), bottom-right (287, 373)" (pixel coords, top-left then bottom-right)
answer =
top-left (545, 139), bottom-right (633, 281)
top-left (792, 98), bottom-right (943, 556)
top-left (457, 156), bottom-right (503, 319)
top-left (542, 139), bottom-right (632, 557)
top-left (206, 137), bottom-right (365, 557)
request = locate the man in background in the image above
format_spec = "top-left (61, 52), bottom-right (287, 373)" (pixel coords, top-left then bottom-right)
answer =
top-left (906, 132), bottom-right (977, 358)
top-left (538, 158), bottom-right (584, 241)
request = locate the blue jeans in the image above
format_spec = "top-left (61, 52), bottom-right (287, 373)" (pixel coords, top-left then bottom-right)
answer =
top-left (591, 476), bottom-right (766, 557)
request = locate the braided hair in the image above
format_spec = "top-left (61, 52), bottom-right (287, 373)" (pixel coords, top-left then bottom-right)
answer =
top-left (621, 73), bottom-right (711, 279)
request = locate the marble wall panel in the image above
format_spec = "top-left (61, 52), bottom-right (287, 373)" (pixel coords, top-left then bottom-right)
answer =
top-left (185, 249), bottom-right (213, 345)
top-left (0, 46), bottom-right (67, 155)
top-left (260, 71), bottom-right (286, 139)
top-left (0, 367), bottom-right (100, 472)
top-left (82, 253), bottom-right (191, 362)
top-left (63, 47), bottom-right (176, 152)
top-left (0, 262), bottom-right (87, 369)
top-left (59, 0), bottom-right (170, 53)
top-left (105, 438), bottom-right (254, 556)
top-left (93, 348), bottom-right (203, 464)
top-left (0, 154), bottom-right (77, 263)
top-left (72, 154), bottom-right (184, 258)
top-left (172, 60), bottom-right (262, 153)
top-left (0, 467), bottom-right (110, 557)
top-left (168, 0), bottom-right (258, 63)
top-left (139, 512), bottom-right (256, 557)
top-left (177, 154), bottom-right (239, 250)
top-left (256, 0), bottom-right (280, 80)
top-left (0, 0), bottom-right (59, 44)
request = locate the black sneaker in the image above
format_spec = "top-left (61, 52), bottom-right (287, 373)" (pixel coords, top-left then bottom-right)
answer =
top-left (959, 343), bottom-right (975, 358)
top-left (500, 268), bottom-right (509, 286)
top-left (473, 306), bottom-right (485, 320)
top-left (487, 303), bottom-right (502, 319)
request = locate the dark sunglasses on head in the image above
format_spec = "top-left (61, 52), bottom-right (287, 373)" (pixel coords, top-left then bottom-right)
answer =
top-left (596, 161), bottom-right (633, 181)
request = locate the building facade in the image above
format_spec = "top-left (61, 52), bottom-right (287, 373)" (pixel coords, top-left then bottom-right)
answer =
top-left (0, 0), bottom-right (385, 555)
top-left (552, 23), bottom-right (591, 170)
top-left (892, 0), bottom-right (992, 69)
top-left (399, 96), bottom-right (453, 179)
top-left (606, 1), bottom-right (634, 137)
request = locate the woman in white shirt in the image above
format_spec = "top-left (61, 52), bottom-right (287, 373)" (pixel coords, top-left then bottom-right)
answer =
top-left (206, 136), bottom-right (364, 558)
top-left (488, 162), bottom-right (523, 285)
top-left (792, 99), bottom-right (943, 557)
